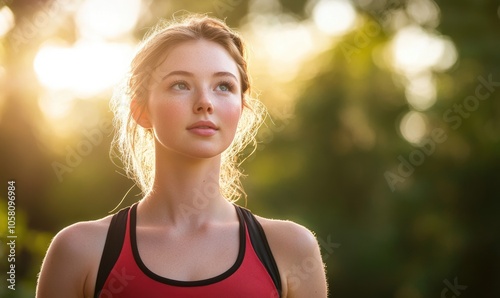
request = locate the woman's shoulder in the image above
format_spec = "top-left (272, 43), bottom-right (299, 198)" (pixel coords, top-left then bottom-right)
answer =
top-left (253, 214), bottom-right (319, 258)
top-left (53, 214), bottom-right (113, 248)
top-left (45, 214), bottom-right (114, 270)
top-left (37, 214), bottom-right (116, 297)
top-left (252, 213), bottom-right (328, 297)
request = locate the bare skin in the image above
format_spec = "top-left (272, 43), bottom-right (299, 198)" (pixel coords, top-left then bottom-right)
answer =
top-left (36, 40), bottom-right (328, 298)
top-left (36, 202), bottom-right (327, 298)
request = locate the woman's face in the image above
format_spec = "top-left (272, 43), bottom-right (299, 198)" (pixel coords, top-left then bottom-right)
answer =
top-left (143, 39), bottom-right (243, 160)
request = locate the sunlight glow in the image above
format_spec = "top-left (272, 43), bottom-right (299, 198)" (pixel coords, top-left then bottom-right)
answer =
top-left (432, 37), bottom-right (458, 72)
top-left (405, 72), bottom-right (436, 111)
top-left (0, 6), bottom-right (15, 37)
top-left (400, 111), bottom-right (429, 145)
top-left (390, 26), bottom-right (456, 75)
top-left (312, 0), bottom-right (357, 36)
top-left (34, 41), bottom-right (135, 98)
top-left (406, 0), bottom-right (440, 28)
top-left (75, 0), bottom-right (141, 39)
top-left (38, 91), bottom-right (75, 120)
top-left (389, 25), bottom-right (457, 113)
top-left (245, 17), bottom-right (316, 82)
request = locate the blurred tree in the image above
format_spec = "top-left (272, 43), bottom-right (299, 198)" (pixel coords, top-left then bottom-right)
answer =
top-left (245, 0), bottom-right (500, 297)
top-left (1, 0), bottom-right (499, 297)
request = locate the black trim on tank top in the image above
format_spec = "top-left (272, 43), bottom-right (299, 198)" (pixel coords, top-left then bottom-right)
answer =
top-left (239, 206), bottom-right (282, 297)
top-left (130, 203), bottom-right (246, 287)
top-left (94, 206), bottom-right (130, 298)
top-left (94, 203), bottom-right (282, 297)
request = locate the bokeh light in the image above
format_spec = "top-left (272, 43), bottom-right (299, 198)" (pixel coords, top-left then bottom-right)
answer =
top-left (405, 71), bottom-right (437, 111)
top-left (75, 0), bottom-right (142, 39)
top-left (406, 0), bottom-right (440, 28)
top-left (2, 1), bottom-right (499, 297)
top-left (390, 25), bottom-right (451, 75)
top-left (0, 6), bottom-right (15, 37)
top-left (244, 17), bottom-right (316, 83)
top-left (399, 111), bottom-right (429, 145)
top-left (312, 0), bottom-right (357, 36)
top-left (37, 91), bottom-right (75, 122)
top-left (33, 41), bottom-right (134, 98)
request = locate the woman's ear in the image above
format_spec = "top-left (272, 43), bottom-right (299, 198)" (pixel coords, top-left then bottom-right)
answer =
top-left (130, 98), bottom-right (152, 129)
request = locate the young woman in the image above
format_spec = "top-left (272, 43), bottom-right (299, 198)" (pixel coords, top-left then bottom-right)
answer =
top-left (36, 14), bottom-right (328, 298)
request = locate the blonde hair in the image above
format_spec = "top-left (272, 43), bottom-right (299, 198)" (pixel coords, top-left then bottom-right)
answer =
top-left (110, 14), bottom-right (265, 202)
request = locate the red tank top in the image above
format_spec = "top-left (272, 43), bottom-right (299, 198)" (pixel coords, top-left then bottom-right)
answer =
top-left (95, 204), bottom-right (281, 298)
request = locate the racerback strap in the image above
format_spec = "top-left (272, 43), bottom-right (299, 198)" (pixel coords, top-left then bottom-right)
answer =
top-left (94, 206), bottom-right (130, 298)
top-left (237, 206), bottom-right (282, 297)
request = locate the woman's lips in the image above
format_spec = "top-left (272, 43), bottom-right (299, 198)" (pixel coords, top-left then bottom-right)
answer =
top-left (187, 121), bottom-right (219, 136)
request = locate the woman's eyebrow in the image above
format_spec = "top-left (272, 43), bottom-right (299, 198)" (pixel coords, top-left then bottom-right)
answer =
top-left (162, 70), bottom-right (193, 80)
top-left (213, 71), bottom-right (239, 82)
top-left (161, 70), bottom-right (239, 81)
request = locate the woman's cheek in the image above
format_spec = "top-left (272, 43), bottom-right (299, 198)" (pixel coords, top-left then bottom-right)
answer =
top-left (152, 96), bottom-right (184, 116)
top-left (227, 104), bottom-right (242, 129)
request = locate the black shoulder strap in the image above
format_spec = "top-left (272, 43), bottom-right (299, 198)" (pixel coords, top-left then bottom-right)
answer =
top-left (94, 206), bottom-right (130, 298)
top-left (238, 206), bottom-right (282, 296)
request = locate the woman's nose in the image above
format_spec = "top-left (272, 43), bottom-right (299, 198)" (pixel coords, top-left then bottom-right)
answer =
top-left (193, 90), bottom-right (214, 114)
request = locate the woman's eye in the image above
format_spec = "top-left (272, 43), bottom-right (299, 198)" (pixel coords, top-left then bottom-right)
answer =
top-left (216, 82), bottom-right (234, 92)
top-left (172, 82), bottom-right (188, 90)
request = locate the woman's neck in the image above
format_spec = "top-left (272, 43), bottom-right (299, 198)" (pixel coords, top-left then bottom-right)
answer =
top-left (138, 152), bottom-right (234, 228)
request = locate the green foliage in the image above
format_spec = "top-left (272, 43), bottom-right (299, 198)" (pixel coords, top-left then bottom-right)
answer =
top-left (1, 0), bottom-right (499, 297)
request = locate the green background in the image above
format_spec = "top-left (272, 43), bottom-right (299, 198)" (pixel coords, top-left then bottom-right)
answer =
top-left (1, 0), bottom-right (499, 297)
